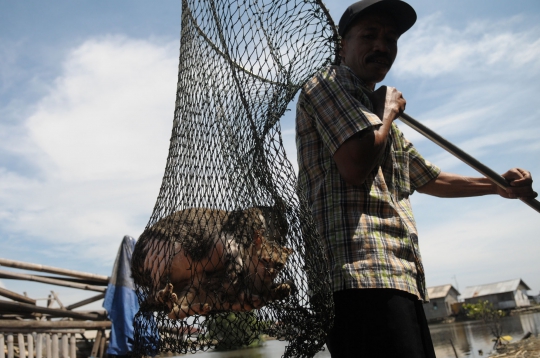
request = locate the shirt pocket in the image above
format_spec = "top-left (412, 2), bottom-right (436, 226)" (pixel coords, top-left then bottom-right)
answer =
top-left (391, 150), bottom-right (411, 198)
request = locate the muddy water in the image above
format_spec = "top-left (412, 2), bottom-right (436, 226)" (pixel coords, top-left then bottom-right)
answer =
top-left (173, 312), bottom-right (540, 357)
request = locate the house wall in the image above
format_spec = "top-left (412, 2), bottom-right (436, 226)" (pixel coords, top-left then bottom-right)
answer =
top-left (423, 290), bottom-right (459, 321)
top-left (514, 288), bottom-right (531, 307)
top-left (424, 298), bottom-right (448, 320)
top-left (465, 290), bottom-right (530, 310)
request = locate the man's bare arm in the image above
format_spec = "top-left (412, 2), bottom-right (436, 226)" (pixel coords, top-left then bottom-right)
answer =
top-left (417, 169), bottom-right (537, 199)
top-left (333, 86), bottom-right (405, 186)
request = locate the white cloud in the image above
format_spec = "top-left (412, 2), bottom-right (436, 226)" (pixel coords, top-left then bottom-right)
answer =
top-left (0, 35), bottom-right (178, 264)
top-left (417, 195), bottom-right (540, 292)
top-left (394, 14), bottom-right (540, 78)
top-left (25, 35), bottom-right (177, 181)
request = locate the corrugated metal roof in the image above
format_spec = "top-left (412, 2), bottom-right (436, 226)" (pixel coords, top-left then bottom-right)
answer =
top-left (461, 279), bottom-right (531, 300)
top-left (427, 284), bottom-right (460, 299)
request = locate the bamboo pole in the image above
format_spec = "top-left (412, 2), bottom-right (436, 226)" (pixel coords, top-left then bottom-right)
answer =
top-left (18, 333), bottom-right (26, 358)
top-left (0, 271), bottom-right (106, 292)
top-left (35, 334), bottom-right (42, 358)
top-left (399, 113), bottom-right (540, 214)
top-left (46, 335), bottom-right (51, 358)
top-left (0, 259), bottom-right (109, 284)
top-left (1, 329), bottom-right (84, 335)
top-left (61, 335), bottom-right (68, 358)
top-left (0, 300), bottom-right (103, 321)
top-left (98, 333), bottom-right (106, 358)
top-left (90, 331), bottom-right (102, 358)
top-left (27, 333), bottom-right (34, 358)
top-left (51, 334), bottom-right (58, 358)
top-left (0, 320), bottom-right (111, 330)
top-left (0, 334), bottom-right (5, 358)
top-left (7, 334), bottom-right (13, 358)
top-left (69, 335), bottom-right (76, 358)
top-left (51, 292), bottom-right (65, 310)
top-left (65, 293), bottom-right (105, 311)
top-left (0, 287), bottom-right (36, 305)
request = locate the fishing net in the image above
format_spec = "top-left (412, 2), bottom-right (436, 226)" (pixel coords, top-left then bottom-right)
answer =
top-left (131, 0), bottom-right (339, 356)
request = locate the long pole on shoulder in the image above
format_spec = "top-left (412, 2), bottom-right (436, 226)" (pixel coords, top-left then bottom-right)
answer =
top-left (398, 112), bottom-right (540, 214)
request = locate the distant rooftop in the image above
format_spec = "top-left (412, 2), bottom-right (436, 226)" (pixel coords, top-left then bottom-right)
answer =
top-left (461, 278), bottom-right (531, 300)
top-left (427, 284), bottom-right (460, 299)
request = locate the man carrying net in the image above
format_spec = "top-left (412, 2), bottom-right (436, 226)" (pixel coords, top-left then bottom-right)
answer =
top-left (295, 0), bottom-right (538, 356)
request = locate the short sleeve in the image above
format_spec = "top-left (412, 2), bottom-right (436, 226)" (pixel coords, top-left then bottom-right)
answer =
top-left (396, 128), bottom-right (441, 191)
top-left (301, 66), bottom-right (382, 155)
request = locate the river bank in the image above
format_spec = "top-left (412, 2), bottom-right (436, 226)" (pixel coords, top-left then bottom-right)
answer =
top-left (490, 334), bottom-right (540, 357)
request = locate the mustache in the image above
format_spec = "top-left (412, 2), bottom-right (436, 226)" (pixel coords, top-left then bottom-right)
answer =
top-left (365, 52), bottom-right (394, 64)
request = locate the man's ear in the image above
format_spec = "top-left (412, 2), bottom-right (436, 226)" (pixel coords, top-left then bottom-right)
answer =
top-left (339, 37), bottom-right (349, 65)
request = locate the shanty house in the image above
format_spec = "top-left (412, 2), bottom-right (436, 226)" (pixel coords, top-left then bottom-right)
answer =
top-left (423, 284), bottom-right (460, 321)
top-left (461, 278), bottom-right (531, 310)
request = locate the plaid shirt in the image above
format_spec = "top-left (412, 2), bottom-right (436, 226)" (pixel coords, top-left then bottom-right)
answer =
top-left (296, 65), bottom-right (440, 301)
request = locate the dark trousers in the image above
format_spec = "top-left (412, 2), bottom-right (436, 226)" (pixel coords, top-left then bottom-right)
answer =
top-left (326, 289), bottom-right (436, 358)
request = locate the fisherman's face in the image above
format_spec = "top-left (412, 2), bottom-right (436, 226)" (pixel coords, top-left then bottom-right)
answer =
top-left (340, 13), bottom-right (399, 89)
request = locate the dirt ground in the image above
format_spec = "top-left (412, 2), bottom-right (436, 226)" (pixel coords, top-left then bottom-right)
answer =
top-left (490, 335), bottom-right (540, 358)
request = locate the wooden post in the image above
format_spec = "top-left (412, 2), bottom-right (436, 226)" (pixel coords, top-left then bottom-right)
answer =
top-left (0, 334), bottom-right (5, 358)
top-left (51, 334), bottom-right (59, 358)
top-left (18, 333), bottom-right (26, 358)
top-left (0, 288), bottom-right (36, 305)
top-left (90, 330), bottom-right (102, 358)
top-left (27, 333), bottom-right (34, 358)
top-left (46, 334), bottom-right (52, 358)
top-left (0, 320), bottom-right (111, 330)
top-left (61, 334), bottom-right (68, 358)
top-left (69, 335), bottom-right (76, 358)
top-left (65, 293), bottom-right (105, 311)
top-left (98, 331), bottom-right (106, 358)
top-left (35, 334), bottom-right (42, 358)
top-left (51, 292), bottom-right (65, 310)
top-left (0, 300), bottom-right (102, 320)
top-left (0, 271), bottom-right (106, 292)
top-left (7, 334), bottom-right (14, 358)
top-left (0, 258), bottom-right (109, 284)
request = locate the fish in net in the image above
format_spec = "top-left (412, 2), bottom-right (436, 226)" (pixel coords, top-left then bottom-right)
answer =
top-left (130, 0), bottom-right (339, 356)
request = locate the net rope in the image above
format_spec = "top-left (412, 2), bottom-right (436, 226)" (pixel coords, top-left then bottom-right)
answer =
top-left (131, 0), bottom-right (339, 356)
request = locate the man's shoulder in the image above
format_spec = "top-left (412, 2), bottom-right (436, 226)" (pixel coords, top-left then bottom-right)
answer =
top-left (302, 64), bottom-right (357, 94)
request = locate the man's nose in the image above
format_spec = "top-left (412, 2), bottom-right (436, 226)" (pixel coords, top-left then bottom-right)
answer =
top-left (373, 36), bottom-right (390, 53)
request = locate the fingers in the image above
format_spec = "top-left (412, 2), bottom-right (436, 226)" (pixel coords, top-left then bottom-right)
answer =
top-left (501, 168), bottom-right (537, 199)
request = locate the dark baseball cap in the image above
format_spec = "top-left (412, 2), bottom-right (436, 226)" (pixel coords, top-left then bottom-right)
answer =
top-left (338, 0), bottom-right (417, 37)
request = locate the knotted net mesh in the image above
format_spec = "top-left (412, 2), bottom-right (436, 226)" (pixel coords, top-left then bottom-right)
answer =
top-left (131, 0), bottom-right (339, 356)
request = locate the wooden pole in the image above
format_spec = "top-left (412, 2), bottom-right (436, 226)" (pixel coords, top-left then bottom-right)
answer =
top-left (46, 335), bottom-right (52, 358)
top-left (36, 334), bottom-right (43, 358)
top-left (27, 333), bottom-right (34, 358)
top-left (65, 293), bottom-right (105, 311)
top-left (51, 334), bottom-right (59, 358)
top-left (90, 330), bottom-right (102, 358)
top-left (69, 335), bottom-right (77, 358)
top-left (0, 258), bottom-right (109, 284)
top-left (18, 333), bottom-right (26, 358)
top-left (0, 300), bottom-right (103, 321)
top-left (0, 320), bottom-right (111, 330)
top-left (7, 334), bottom-right (14, 358)
top-left (399, 113), bottom-right (540, 214)
top-left (0, 334), bottom-right (5, 358)
top-left (51, 292), bottom-right (65, 310)
top-left (61, 334), bottom-right (68, 358)
top-left (98, 332), bottom-right (106, 358)
top-left (0, 271), bottom-right (106, 292)
top-left (0, 287), bottom-right (36, 305)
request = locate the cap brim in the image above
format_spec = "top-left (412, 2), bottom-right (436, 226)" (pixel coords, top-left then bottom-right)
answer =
top-left (339, 0), bottom-right (417, 37)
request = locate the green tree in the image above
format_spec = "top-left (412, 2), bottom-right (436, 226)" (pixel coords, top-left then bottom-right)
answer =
top-left (463, 300), bottom-right (506, 347)
top-left (202, 312), bottom-right (267, 351)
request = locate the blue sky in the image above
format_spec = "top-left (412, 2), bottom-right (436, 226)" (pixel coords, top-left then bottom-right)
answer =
top-left (1, 0), bottom-right (539, 308)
